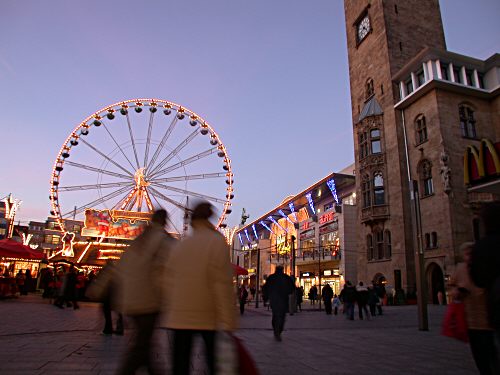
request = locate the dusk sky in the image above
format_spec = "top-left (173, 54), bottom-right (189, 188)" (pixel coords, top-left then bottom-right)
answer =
top-left (1, 0), bottom-right (499, 229)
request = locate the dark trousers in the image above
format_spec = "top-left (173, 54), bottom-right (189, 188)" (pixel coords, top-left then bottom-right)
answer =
top-left (172, 329), bottom-right (215, 375)
top-left (358, 302), bottom-right (369, 320)
top-left (468, 329), bottom-right (499, 375)
top-left (117, 313), bottom-right (159, 375)
top-left (344, 302), bottom-right (355, 320)
top-left (324, 300), bottom-right (332, 314)
top-left (369, 304), bottom-right (376, 317)
top-left (102, 299), bottom-right (123, 333)
top-left (334, 306), bottom-right (338, 315)
top-left (272, 310), bottom-right (286, 336)
top-left (240, 300), bottom-right (246, 315)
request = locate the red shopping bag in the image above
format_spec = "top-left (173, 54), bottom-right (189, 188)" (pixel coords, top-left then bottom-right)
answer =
top-left (441, 301), bottom-right (468, 342)
top-left (233, 335), bottom-right (260, 375)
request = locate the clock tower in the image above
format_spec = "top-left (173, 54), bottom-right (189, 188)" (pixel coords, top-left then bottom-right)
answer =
top-left (343, 0), bottom-right (446, 293)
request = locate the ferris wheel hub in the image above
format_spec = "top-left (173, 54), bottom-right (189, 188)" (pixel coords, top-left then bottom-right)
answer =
top-left (134, 168), bottom-right (150, 188)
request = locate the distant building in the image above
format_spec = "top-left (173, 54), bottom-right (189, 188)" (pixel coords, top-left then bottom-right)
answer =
top-left (28, 217), bottom-right (84, 257)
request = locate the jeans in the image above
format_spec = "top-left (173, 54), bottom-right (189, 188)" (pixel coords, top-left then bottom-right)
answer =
top-left (117, 313), bottom-right (159, 375)
top-left (344, 302), bottom-right (355, 320)
top-left (172, 329), bottom-right (215, 375)
top-left (358, 303), bottom-right (370, 320)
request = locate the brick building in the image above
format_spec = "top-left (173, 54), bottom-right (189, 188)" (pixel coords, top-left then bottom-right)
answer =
top-left (344, 0), bottom-right (500, 302)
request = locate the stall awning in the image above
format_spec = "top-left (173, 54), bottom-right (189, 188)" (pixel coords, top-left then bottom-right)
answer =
top-left (0, 239), bottom-right (44, 260)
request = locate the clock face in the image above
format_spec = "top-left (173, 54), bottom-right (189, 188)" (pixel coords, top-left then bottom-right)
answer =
top-left (357, 16), bottom-right (370, 42)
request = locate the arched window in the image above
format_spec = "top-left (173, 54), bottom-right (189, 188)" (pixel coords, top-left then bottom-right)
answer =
top-left (362, 175), bottom-right (371, 208)
top-left (373, 172), bottom-right (385, 205)
top-left (384, 230), bottom-right (392, 258)
top-left (367, 234), bottom-right (374, 260)
top-left (370, 129), bottom-right (381, 154)
top-left (419, 160), bottom-right (434, 197)
top-left (365, 78), bottom-right (374, 99)
top-left (459, 104), bottom-right (476, 138)
top-left (415, 115), bottom-right (428, 144)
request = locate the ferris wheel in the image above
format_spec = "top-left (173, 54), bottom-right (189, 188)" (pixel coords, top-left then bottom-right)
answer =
top-left (49, 99), bottom-right (234, 235)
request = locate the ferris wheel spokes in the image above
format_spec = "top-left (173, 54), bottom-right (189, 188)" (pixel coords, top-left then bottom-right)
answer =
top-left (143, 111), bottom-right (155, 168)
top-left (150, 183), bottom-right (226, 204)
top-left (61, 184), bottom-right (134, 218)
top-left (148, 186), bottom-right (189, 212)
top-left (79, 138), bottom-right (134, 176)
top-left (150, 172), bottom-right (226, 184)
top-left (58, 181), bottom-right (133, 192)
top-left (101, 121), bottom-right (137, 172)
top-left (148, 128), bottom-right (200, 177)
top-left (124, 112), bottom-right (141, 169)
top-left (146, 115), bottom-right (179, 173)
top-left (149, 147), bottom-right (218, 179)
top-left (64, 161), bottom-right (132, 180)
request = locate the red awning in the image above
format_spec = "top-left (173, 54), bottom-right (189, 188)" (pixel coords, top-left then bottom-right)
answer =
top-left (232, 263), bottom-right (249, 276)
top-left (0, 239), bottom-right (44, 260)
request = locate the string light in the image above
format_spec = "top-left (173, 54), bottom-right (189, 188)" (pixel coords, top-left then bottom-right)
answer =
top-left (268, 216), bottom-right (288, 233)
top-left (278, 209), bottom-right (295, 226)
top-left (288, 202), bottom-right (298, 222)
top-left (327, 178), bottom-right (339, 204)
top-left (306, 192), bottom-right (316, 215)
top-left (244, 229), bottom-right (251, 243)
top-left (252, 224), bottom-right (259, 241)
top-left (238, 233), bottom-right (244, 246)
top-left (260, 221), bottom-right (274, 234)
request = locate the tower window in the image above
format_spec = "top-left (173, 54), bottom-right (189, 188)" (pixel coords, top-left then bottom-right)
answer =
top-left (415, 115), bottom-right (428, 145)
top-left (373, 172), bottom-right (385, 205)
top-left (465, 69), bottom-right (474, 86)
top-left (370, 129), bottom-right (381, 154)
top-left (362, 175), bottom-right (371, 208)
top-left (416, 69), bottom-right (425, 87)
top-left (419, 160), bottom-right (434, 197)
top-left (385, 230), bottom-right (392, 258)
top-left (376, 230), bottom-right (384, 259)
top-left (405, 78), bottom-right (413, 95)
top-left (365, 78), bottom-right (375, 99)
top-left (358, 131), bottom-right (369, 159)
top-left (453, 66), bottom-right (463, 84)
top-left (367, 234), bottom-right (374, 260)
top-left (440, 63), bottom-right (449, 81)
top-left (459, 105), bottom-right (477, 139)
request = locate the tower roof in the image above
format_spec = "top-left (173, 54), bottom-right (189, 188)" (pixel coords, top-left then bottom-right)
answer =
top-left (358, 96), bottom-right (383, 123)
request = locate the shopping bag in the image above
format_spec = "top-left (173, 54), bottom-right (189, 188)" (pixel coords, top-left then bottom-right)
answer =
top-left (233, 335), bottom-right (260, 375)
top-left (441, 301), bottom-right (468, 342)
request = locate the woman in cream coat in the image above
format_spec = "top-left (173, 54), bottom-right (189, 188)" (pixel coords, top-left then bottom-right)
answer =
top-left (162, 202), bottom-right (238, 375)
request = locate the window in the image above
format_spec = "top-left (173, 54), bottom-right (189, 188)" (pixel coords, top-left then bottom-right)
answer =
top-left (440, 63), bottom-right (449, 81)
top-left (376, 230), bottom-right (384, 259)
top-left (365, 78), bottom-right (374, 99)
top-left (43, 234), bottom-right (60, 244)
top-left (415, 115), bottom-right (428, 144)
top-left (323, 203), bottom-right (333, 212)
top-left (465, 69), bottom-right (474, 86)
top-left (362, 175), bottom-right (371, 208)
top-left (405, 78), bottom-right (414, 95)
top-left (47, 222), bottom-right (56, 230)
top-left (367, 234), bottom-right (374, 260)
top-left (459, 105), bottom-right (477, 138)
top-left (358, 131), bottom-right (369, 159)
top-left (373, 172), bottom-right (385, 205)
top-left (73, 225), bottom-right (81, 233)
top-left (384, 230), bottom-right (392, 258)
top-left (416, 69), bottom-right (425, 87)
top-left (453, 66), bottom-right (462, 84)
top-left (370, 129), bottom-right (381, 154)
top-left (425, 233), bottom-right (431, 249)
top-left (431, 232), bottom-right (438, 248)
top-left (477, 73), bottom-right (484, 89)
top-left (425, 232), bottom-right (438, 249)
top-left (419, 160), bottom-right (434, 197)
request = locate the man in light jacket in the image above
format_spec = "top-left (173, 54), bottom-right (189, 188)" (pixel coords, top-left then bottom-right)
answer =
top-left (162, 202), bottom-right (238, 375)
top-left (117, 209), bottom-right (174, 375)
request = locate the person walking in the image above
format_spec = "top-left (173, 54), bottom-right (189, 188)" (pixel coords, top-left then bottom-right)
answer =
top-left (309, 285), bottom-right (318, 306)
top-left (356, 282), bottom-right (370, 320)
top-left (322, 283), bottom-right (334, 315)
top-left (450, 242), bottom-right (499, 375)
top-left (263, 265), bottom-right (294, 341)
top-left (64, 265), bottom-right (79, 310)
top-left (333, 294), bottom-right (341, 315)
top-left (296, 286), bottom-right (303, 312)
top-left (340, 281), bottom-right (357, 320)
top-left (117, 209), bottom-right (174, 375)
top-left (239, 285), bottom-right (249, 315)
top-left (368, 286), bottom-right (379, 317)
top-left (162, 202), bottom-right (237, 375)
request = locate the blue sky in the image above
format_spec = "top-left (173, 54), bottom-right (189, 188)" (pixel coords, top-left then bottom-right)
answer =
top-left (1, 0), bottom-right (499, 229)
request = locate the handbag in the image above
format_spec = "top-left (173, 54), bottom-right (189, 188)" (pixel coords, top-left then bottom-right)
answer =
top-left (441, 301), bottom-right (468, 342)
top-left (215, 332), bottom-right (260, 375)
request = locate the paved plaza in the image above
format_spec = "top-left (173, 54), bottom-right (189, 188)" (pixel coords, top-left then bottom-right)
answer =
top-left (0, 295), bottom-right (477, 374)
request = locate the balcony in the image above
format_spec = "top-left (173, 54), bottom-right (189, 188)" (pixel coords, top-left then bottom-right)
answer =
top-left (361, 204), bottom-right (390, 224)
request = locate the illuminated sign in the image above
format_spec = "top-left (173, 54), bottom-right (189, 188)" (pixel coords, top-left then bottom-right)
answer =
top-left (323, 270), bottom-right (332, 276)
top-left (300, 272), bottom-right (314, 278)
top-left (302, 221), bottom-right (310, 230)
top-left (276, 234), bottom-right (291, 254)
top-left (82, 209), bottom-right (147, 240)
top-left (319, 211), bottom-right (335, 225)
top-left (247, 268), bottom-right (256, 273)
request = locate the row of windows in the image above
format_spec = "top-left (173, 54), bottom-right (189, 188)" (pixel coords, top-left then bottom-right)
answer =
top-left (44, 235), bottom-right (60, 245)
top-left (367, 230), bottom-right (391, 260)
top-left (358, 129), bottom-right (381, 159)
top-left (362, 172), bottom-right (385, 208)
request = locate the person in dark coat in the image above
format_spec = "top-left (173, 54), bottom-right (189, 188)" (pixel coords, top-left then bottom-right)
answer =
top-left (470, 201), bottom-right (500, 336)
top-left (309, 285), bottom-right (318, 305)
top-left (339, 281), bottom-right (357, 320)
top-left (64, 266), bottom-right (79, 309)
top-left (263, 265), bottom-right (294, 341)
top-left (356, 282), bottom-right (370, 320)
top-left (239, 285), bottom-right (248, 315)
top-left (367, 286), bottom-right (379, 317)
top-left (322, 284), bottom-right (334, 315)
top-left (296, 286), bottom-right (304, 312)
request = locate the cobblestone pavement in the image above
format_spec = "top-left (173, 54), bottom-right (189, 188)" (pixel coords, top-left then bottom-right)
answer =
top-left (0, 295), bottom-right (477, 374)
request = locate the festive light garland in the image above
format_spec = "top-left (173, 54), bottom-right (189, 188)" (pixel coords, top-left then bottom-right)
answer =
top-left (238, 233), bottom-right (244, 246)
top-left (260, 221), bottom-right (274, 234)
top-left (278, 209), bottom-right (295, 226)
top-left (327, 178), bottom-right (339, 204)
top-left (306, 192), bottom-right (316, 215)
top-left (244, 229), bottom-right (251, 243)
top-left (268, 216), bottom-right (288, 233)
top-left (252, 224), bottom-right (259, 241)
top-left (288, 202), bottom-right (298, 222)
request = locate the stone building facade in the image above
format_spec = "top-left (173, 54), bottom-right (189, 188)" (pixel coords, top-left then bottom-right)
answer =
top-left (344, 0), bottom-right (500, 302)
